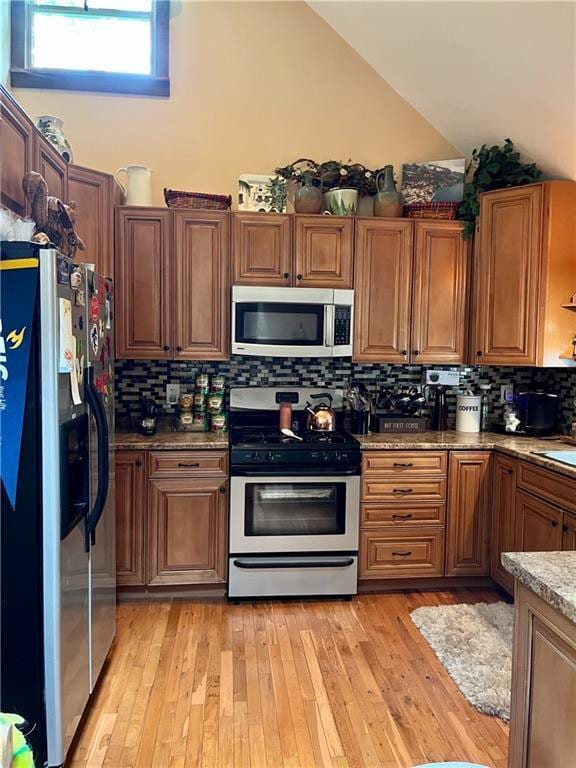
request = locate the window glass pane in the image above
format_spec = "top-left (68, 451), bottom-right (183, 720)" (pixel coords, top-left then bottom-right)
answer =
top-left (31, 12), bottom-right (152, 74)
top-left (88, 0), bottom-right (152, 11)
top-left (31, 0), bottom-right (85, 7)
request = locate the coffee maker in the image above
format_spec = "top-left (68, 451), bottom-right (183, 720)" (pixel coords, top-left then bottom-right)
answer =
top-left (424, 385), bottom-right (449, 431)
top-left (138, 397), bottom-right (158, 435)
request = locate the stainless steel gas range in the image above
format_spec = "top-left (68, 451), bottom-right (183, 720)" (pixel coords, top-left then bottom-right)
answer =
top-left (228, 387), bottom-right (360, 598)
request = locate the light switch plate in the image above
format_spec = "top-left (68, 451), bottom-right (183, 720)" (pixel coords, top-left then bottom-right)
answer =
top-left (166, 383), bottom-right (180, 406)
top-left (500, 384), bottom-right (514, 404)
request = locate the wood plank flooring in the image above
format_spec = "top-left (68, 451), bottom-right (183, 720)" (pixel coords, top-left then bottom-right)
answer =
top-left (67, 589), bottom-right (509, 768)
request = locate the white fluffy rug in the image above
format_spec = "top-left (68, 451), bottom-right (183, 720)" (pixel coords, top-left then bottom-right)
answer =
top-left (410, 601), bottom-right (514, 721)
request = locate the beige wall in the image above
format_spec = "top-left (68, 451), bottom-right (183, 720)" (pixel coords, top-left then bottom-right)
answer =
top-left (12, 1), bottom-right (456, 205)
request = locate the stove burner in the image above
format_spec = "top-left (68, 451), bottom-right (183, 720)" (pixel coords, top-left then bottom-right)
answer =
top-left (231, 427), bottom-right (351, 446)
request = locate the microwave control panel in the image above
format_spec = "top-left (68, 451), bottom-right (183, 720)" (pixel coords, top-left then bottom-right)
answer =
top-left (334, 306), bottom-right (352, 345)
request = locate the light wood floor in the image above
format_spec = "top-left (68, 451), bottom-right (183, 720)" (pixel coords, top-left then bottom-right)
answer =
top-left (68, 589), bottom-right (509, 768)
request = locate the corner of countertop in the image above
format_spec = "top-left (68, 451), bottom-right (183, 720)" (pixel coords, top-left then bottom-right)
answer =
top-left (502, 551), bottom-right (576, 624)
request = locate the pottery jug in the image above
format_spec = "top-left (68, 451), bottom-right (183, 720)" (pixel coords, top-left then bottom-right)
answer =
top-left (323, 188), bottom-right (358, 216)
top-left (374, 165), bottom-right (402, 218)
top-left (115, 165), bottom-right (152, 206)
top-left (294, 172), bottom-right (324, 214)
top-left (35, 115), bottom-right (73, 162)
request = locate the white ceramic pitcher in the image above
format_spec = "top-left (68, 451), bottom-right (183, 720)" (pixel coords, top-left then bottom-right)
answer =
top-left (115, 165), bottom-right (152, 205)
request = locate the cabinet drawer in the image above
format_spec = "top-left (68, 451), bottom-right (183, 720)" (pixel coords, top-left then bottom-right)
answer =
top-left (517, 461), bottom-right (576, 514)
top-left (359, 528), bottom-right (445, 579)
top-left (361, 477), bottom-right (446, 503)
top-left (361, 502), bottom-right (445, 527)
top-left (362, 451), bottom-right (447, 476)
top-left (148, 451), bottom-right (228, 478)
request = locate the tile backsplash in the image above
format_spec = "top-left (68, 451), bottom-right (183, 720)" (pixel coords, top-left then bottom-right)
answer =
top-left (115, 357), bottom-right (576, 432)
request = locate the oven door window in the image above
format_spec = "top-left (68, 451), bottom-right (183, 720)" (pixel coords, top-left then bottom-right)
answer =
top-left (245, 482), bottom-right (346, 536)
top-left (235, 302), bottom-right (324, 346)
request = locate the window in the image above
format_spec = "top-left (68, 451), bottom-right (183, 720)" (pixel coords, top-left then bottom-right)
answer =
top-left (10, 0), bottom-right (170, 96)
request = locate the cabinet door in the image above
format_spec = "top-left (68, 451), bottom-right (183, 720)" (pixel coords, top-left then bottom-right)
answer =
top-left (474, 186), bottom-right (542, 365)
top-left (232, 213), bottom-right (292, 285)
top-left (515, 490), bottom-right (563, 552)
top-left (68, 165), bottom-right (113, 277)
top-left (490, 454), bottom-right (517, 592)
top-left (353, 219), bottom-right (413, 363)
top-left (563, 512), bottom-right (576, 550)
top-left (0, 86), bottom-right (35, 216)
top-left (446, 452), bottom-right (492, 576)
top-left (294, 216), bottom-right (354, 288)
top-left (115, 451), bottom-right (146, 586)
top-left (173, 210), bottom-right (230, 360)
top-left (34, 134), bottom-right (68, 201)
top-left (148, 477), bottom-right (228, 585)
top-left (115, 208), bottom-right (172, 359)
top-left (411, 221), bottom-right (469, 364)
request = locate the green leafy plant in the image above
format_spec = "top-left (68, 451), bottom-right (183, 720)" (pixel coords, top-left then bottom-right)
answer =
top-left (459, 139), bottom-right (541, 239)
top-left (275, 158), bottom-right (383, 196)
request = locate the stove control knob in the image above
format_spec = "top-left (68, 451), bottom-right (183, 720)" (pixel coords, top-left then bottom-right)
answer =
top-left (252, 452), bottom-right (261, 462)
top-left (321, 451), bottom-right (329, 462)
top-left (266, 452), bottom-right (277, 462)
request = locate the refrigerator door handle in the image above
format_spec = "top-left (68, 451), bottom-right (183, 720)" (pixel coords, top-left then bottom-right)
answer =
top-left (84, 366), bottom-right (109, 552)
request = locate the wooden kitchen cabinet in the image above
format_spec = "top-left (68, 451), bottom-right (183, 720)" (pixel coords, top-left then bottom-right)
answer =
top-left (508, 583), bottom-right (576, 768)
top-left (411, 220), bottom-right (469, 364)
top-left (473, 181), bottom-right (576, 366)
top-left (232, 212), bottom-right (292, 285)
top-left (173, 210), bottom-right (230, 360)
top-left (446, 452), bottom-right (492, 576)
top-left (490, 454), bottom-right (517, 593)
top-left (115, 208), bottom-right (172, 359)
top-left (115, 451), bottom-right (147, 586)
top-left (515, 490), bottom-right (563, 552)
top-left (148, 476), bottom-right (228, 585)
top-left (562, 512), bottom-right (576, 550)
top-left (34, 133), bottom-right (67, 201)
top-left (353, 219), bottom-right (413, 363)
top-left (359, 528), bottom-right (445, 579)
top-left (0, 85), bottom-right (35, 216)
top-left (115, 208), bottom-right (230, 361)
top-left (68, 164), bottom-right (118, 278)
top-left (294, 215), bottom-right (354, 288)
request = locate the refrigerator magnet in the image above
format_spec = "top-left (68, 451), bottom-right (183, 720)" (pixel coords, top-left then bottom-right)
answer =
top-left (56, 257), bottom-right (70, 286)
top-left (58, 298), bottom-right (74, 373)
top-left (70, 266), bottom-right (83, 290)
top-left (105, 299), bottom-right (111, 329)
top-left (98, 318), bottom-right (104, 339)
top-left (75, 289), bottom-right (85, 308)
top-left (90, 296), bottom-right (99, 322)
top-left (90, 324), bottom-right (99, 355)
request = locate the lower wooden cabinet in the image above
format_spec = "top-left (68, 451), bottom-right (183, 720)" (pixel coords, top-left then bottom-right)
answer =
top-left (515, 490), bottom-right (563, 552)
top-left (446, 452), bottom-right (492, 576)
top-left (359, 528), bottom-right (444, 579)
top-left (490, 454), bottom-right (517, 593)
top-left (148, 476), bottom-right (228, 586)
top-left (563, 512), bottom-right (576, 550)
top-left (115, 451), bottom-right (147, 586)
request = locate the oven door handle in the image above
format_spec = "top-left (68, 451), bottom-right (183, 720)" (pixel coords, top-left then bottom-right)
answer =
top-left (233, 557), bottom-right (355, 569)
top-left (231, 467), bottom-right (360, 477)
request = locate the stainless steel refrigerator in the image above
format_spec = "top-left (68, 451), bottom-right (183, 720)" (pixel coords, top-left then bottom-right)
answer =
top-left (0, 242), bottom-right (116, 768)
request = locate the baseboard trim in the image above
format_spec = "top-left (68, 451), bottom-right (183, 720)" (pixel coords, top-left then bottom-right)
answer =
top-left (117, 584), bottom-right (227, 601)
top-left (358, 576), bottom-right (496, 593)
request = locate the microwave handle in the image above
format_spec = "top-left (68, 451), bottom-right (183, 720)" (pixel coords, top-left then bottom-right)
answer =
top-left (324, 304), bottom-right (335, 348)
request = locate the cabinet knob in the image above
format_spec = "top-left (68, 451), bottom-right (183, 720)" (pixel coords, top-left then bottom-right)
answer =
top-left (412, 350), bottom-right (420, 356)
top-left (563, 524), bottom-right (569, 532)
top-left (283, 272), bottom-right (290, 279)
top-left (163, 345), bottom-right (170, 352)
top-left (219, 486), bottom-right (227, 495)
top-left (401, 350), bottom-right (408, 357)
top-left (551, 520), bottom-right (558, 528)
top-left (296, 274), bottom-right (303, 281)
top-left (135, 459), bottom-right (143, 468)
top-left (176, 346), bottom-right (183, 353)
top-left (476, 350), bottom-right (482, 356)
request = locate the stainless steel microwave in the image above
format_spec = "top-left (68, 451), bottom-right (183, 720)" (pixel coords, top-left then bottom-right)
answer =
top-left (231, 286), bottom-right (354, 358)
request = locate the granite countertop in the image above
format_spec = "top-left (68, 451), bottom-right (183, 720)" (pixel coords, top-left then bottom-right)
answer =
top-left (114, 430), bottom-right (229, 450)
top-left (502, 551), bottom-right (576, 624)
top-left (355, 431), bottom-right (576, 480)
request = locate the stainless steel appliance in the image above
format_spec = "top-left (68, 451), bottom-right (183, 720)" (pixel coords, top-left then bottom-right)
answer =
top-left (0, 243), bottom-right (115, 768)
top-left (228, 387), bottom-right (360, 598)
top-left (231, 286), bottom-right (354, 358)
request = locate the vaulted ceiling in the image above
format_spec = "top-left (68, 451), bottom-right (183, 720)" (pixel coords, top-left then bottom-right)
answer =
top-left (310, 1), bottom-right (576, 179)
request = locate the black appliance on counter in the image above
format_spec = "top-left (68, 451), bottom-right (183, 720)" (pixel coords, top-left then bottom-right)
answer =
top-left (517, 390), bottom-right (560, 436)
top-left (228, 387), bottom-right (361, 599)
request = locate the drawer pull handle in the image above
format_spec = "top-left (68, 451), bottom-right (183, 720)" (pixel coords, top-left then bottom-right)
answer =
top-left (551, 520), bottom-right (558, 528)
top-left (392, 551), bottom-right (412, 557)
top-left (392, 513), bottom-right (413, 519)
top-left (393, 462), bottom-right (414, 468)
top-left (393, 488), bottom-right (414, 494)
top-left (178, 462), bottom-right (200, 468)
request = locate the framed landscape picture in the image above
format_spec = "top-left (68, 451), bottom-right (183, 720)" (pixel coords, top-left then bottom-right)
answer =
top-left (238, 174), bottom-right (287, 212)
top-left (401, 158), bottom-right (466, 205)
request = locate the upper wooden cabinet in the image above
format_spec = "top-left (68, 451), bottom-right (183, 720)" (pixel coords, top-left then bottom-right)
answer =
top-left (473, 181), bottom-right (576, 366)
top-left (0, 86), bottom-right (35, 216)
top-left (68, 164), bottom-right (117, 277)
top-left (231, 213), bottom-right (353, 288)
top-left (354, 219), bottom-right (413, 363)
top-left (411, 221), bottom-right (469, 364)
top-left (115, 207), bottom-right (230, 361)
top-left (232, 213), bottom-right (292, 285)
top-left (173, 210), bottom-right (230, 360)
top-left (490, 454), bottom-right (517, 593)
top-left (446, 451), bottom-right (492, 576)
top-left (294, 215), bottom-right (354, 288)
top-left (34, 133), bottom-right (68, 201)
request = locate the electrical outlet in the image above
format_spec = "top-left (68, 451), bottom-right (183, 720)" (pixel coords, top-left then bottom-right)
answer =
top-left (423, 369), bottom-right (460, 387)
top-left (500, 384), bottom-right (514, 404)
top-left (166, 383), bottom-right (180, 406)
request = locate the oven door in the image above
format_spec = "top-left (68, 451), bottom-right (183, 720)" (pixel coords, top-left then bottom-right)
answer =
top-left (229, 474), bottom-right (360, 554)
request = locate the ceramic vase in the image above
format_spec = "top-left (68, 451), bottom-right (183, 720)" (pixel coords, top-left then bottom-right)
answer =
top-left (114, 165), bottom-right (152, 206)
top-left (35, 115), bottom-right (73, 163)
top-left (323, 188), bottom-right (358, 216)
top-left (294, 173), bottom-right (324, 214)
top-left (374, 165), bottom-right (402, 218)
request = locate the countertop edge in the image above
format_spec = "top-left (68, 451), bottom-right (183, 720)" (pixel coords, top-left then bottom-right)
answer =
top-left (502, 552), bottom-right (576, 624)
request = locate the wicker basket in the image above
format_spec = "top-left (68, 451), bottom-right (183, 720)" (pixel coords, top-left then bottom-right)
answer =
top-left (404, 202), bottom-right (460, 220)
top-left (164, 188), bottom-right (232, 210)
